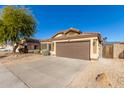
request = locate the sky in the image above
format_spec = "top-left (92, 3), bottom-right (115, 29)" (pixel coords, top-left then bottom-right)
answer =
top-left (0, 5), bottom-right (124, 42)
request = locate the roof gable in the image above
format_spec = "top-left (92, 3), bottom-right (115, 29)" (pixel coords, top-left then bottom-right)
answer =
top-left (52, 28), bottom-right (81, 39)
top-left (41, 28), bottom-right (102, 43)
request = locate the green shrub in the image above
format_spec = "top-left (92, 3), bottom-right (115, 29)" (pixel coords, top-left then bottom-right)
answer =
top-left (42, 49), bottom-right (50, 56)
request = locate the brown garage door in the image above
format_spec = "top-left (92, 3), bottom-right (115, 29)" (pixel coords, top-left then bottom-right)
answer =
top-left (56, 41), bottom-right (90, 60)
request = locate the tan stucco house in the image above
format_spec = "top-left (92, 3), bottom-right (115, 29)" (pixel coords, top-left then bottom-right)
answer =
top-left (41, 28), bottom-right (102, 60)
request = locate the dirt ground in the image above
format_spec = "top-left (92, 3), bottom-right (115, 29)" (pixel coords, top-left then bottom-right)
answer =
top-left (68, 58), bottom-right (124, 88)
top-left (0, 52), bottom-right (124, 88)
top-left (0, 52), bottom-right (41, 64)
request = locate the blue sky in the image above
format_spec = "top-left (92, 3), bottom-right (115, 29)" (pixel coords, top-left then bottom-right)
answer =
top-left (0, 5), bottom-right (124, 42)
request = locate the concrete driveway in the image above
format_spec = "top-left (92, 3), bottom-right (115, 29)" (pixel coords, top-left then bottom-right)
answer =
top-left (1, 56), bottom-right (90, 88)
top-left (0, 63), bottom-right (27, 88)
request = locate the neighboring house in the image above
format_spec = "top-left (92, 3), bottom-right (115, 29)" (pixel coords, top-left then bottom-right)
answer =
top-left (41, 28), bottom-right (102, 60)
top-left (0, 39), bottom-right (41, 53)
top-left (16, 38), bottom-right (41, 53)
top-left (25, 38), bottom-right (41, 52)
top-left (103, 42), bottom-right (124, 59)
top-left (26, 38), bottom-right (41, 50)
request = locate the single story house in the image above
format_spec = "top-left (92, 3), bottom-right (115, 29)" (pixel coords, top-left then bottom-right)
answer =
top-left (41, 28), bottom-right (102, 60)
top-left (16, 38), bottom-right (41, 53)
top-left (103, 42), bottom-right (124, 59)
top-left (26, 38), bottom-right (41, 51)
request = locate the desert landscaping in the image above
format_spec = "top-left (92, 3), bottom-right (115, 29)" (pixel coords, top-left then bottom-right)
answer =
top-left (68, 58), bottom-right (124, 88)
top-left (0, 52), bottom-right (124, 88)
top-left (0, 5), bottom-right (124, 88)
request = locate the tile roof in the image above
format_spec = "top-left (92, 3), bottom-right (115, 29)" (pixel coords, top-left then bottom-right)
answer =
top-left (41, 28), bottom-right (102, 42)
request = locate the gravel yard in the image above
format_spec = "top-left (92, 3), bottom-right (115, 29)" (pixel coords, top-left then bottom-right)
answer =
top-left (68, 58), bottom-right (124, 88)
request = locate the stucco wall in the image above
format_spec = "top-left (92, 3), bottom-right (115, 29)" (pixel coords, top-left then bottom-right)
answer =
top-left (90, 38), bottom-right (100, 60)
top-left (27, 43), bottom-right (41, 50)
top-left (113, 44), bottom-right (124, 59)
top-left (54, 34), bottom-right (63, 38)
top-left (52, 37), bottom-right (100, 60)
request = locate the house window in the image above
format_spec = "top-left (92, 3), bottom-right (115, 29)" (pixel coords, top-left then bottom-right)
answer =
top-left (41, 44), bottom-right (47, 50)
top-left (93, 39), bottom-right (97, 53)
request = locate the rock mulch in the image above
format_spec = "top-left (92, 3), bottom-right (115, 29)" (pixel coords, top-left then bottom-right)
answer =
top-left (68, 58), bottom-right (124, 88)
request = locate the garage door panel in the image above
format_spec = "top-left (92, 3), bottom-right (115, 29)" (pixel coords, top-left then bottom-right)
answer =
top-left (56, 41), bottom-right (90, 60)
